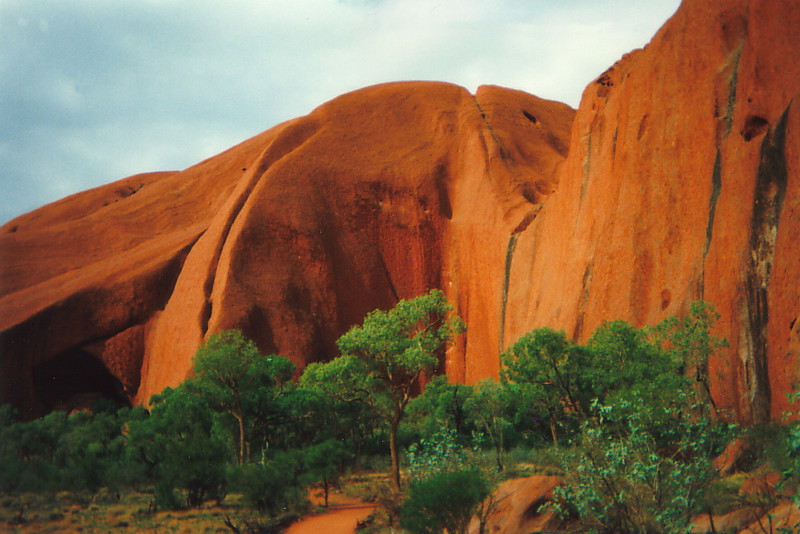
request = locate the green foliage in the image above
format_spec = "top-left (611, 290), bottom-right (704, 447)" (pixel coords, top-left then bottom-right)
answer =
top-left (228, 450), bottom-right (308, 515)
top-left (403, 430), bottom-right (500, 534)
top-left (188, 330), bottom-right (295, 464)
top-left (502, 304), bottom-right (725, 448)
top-left (300, 289), bottom-right (464, 489)
top-left (463, 378), bottom-right (512, 470)
top-left (785, 389), bottom-right (800, 507)
top-left (532, 303), bottom-right (736, 534)
top-left (299, 439), bottom-right (352, 507)
top-left (400, 468), bottom-right (491, 534)
top-left (648, 301), bottom-right (728, 414)
top-left (0, 404), bottom-right (137, 494)
top-left (403, 376), bottom-right (475, 442)
top-left (501, 328), bottom-right (587, 445)
top-left (553, 402), bottom-right (734, 534)
top-left (127, 387), bottom-right (227, 509)
top-left (405, 429), bottom-right (478, 482)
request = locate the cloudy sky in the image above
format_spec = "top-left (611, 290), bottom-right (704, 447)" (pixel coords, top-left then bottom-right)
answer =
top-left (0, 0), bottom-right (680, 224)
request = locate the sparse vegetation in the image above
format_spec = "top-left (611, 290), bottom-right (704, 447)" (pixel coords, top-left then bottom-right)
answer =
top-left (0, 297), bottom-right (797, 533)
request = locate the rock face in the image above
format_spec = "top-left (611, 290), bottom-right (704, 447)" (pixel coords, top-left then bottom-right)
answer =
top-left (503, 0), bottom-right (800, 422)
top-left (0, 0), bottom-right (798, 421)
top-left (0, 82), bottom-right (574, 416)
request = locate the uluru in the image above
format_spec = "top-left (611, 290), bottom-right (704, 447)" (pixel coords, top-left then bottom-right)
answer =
top-left (1, 0), bottom-right (798, 424)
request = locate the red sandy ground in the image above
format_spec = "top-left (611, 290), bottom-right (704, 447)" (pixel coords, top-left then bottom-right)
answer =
top-left (286, 491), bottom-right (376, 534)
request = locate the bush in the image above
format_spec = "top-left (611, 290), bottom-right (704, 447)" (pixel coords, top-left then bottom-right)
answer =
top-left (400, 468), bottom-right (490, 534)
top-left (126, 387), bottom-right (228, 509)
top-left (552, 400), bottom-right (735, 534)
top-left (228, 455), bottom-right (307, 516)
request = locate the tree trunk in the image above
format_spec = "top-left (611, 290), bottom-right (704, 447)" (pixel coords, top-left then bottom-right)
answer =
top-left (236, 413), bottom-right (246, 465)
top-left (549, 417), bottom-right (558, 448)
top-left (390, 421), bottom-right (401, 490)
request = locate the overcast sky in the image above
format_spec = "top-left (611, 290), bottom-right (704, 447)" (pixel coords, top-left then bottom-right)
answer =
top-left (0, 0), bottom-right (681, 224)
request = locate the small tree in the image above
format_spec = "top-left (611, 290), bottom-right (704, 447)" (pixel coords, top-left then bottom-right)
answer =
top-left (552, 399), bottom-right (734, 534)
top-left (301, 439), bottom-right (351, 507)
top-left (648, 301), bottom-right (728, 415)
top-left (501, 328), bottom-right (584, 446)
top-left (404, 375), bottom-right (475, 442)
top-left (464, 378), bottom-right (511, 470)
top-left (189, 330), bottom-right (294, 464)
top-left (127, 387), bottom-right (228, 508)
top-left (300, 289), bottom-right (464, 489)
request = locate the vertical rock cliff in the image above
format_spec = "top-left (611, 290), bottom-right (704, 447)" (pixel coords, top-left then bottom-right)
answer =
top-left (503, 0), bottom-right (799, 422)
top-left (0, 0), bottom-right (797, 422)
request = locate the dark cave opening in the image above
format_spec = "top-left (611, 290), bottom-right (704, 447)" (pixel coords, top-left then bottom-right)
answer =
top-left (32, 348), bottom-right (130, 413)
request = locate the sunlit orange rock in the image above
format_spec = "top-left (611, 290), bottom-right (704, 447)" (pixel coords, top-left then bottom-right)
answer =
top-left (467, 475), bottom-right (564, 534)
top-left (504, 0), bottom-right (800, 422)
top-left (0, 82), bottom-right (573, 416)
top-left (1, 0), bottom-right (797, 423)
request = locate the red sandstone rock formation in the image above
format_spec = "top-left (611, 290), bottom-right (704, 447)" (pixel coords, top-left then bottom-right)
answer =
top-left (0, 0), bottom-right (797, 422)
top-left (504, 0), bottom-right (800, 422)
top-left (0, 82), bottom-right (573, 416)
top-left (466, 475), bottom-right (564, 534)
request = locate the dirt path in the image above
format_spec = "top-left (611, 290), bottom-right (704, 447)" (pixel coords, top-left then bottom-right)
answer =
top-left (286, 493), bottom-right (376, 534)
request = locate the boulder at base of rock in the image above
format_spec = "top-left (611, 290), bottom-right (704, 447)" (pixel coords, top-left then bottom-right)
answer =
top-left (468, 475), bottom-right (564, 534)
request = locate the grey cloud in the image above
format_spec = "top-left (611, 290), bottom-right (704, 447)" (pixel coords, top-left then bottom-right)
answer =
top-left (0, 0), bottom-right (680, 224)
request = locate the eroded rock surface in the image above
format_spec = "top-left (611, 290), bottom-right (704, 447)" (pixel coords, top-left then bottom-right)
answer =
top-left (503, 0), bottom-right (800, 422)
top-left (1, 0), bottom-right (798, 421)
top-left (0, 82), bottom-right (573, 416)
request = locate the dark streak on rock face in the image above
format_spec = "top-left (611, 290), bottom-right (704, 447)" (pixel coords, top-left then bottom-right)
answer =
top-left (741, 106), bottom-right (790, 423)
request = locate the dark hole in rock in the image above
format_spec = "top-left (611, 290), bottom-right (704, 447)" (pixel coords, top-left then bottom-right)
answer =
top-left (741, 115), bottom-right (769, 142)
top-left (33, 348), bottom-right (130, 413)
top-left (660, 289), bottom-right (671, 310)
top-left (523, 110), bottom-right (538, 124)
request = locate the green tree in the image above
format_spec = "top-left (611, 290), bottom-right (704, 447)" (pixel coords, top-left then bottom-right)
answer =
top-left (552, 400), bottom-right (733, 534)
top-left (300, 439), bottom-right (351, 507)
top-left (403, 429), bottom-right (495, 534)
top-left (188, 330), bottom-right (295, 464)
top-left (127, 387), bottom-right (227, 508)
top-left (300, 289), bottom-right (464, 489)
top-left (648, 301), bottom-right (727, 415)
top-left (404, 375), bottom-right (474, 442)
top-left (228, 449), bottom-right (307, 515)
top-left (501, 328), bottom-right (584, 445)
top-left (464, 378), bottom-right (511, 471)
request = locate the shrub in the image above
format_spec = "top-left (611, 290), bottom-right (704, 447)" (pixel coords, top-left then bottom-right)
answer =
top-left (400, 468), bottom-right (490, 534)
top-left (228, 454), bottom-right (307, 516)
top-left (552, 400), bottom-right (735, 534)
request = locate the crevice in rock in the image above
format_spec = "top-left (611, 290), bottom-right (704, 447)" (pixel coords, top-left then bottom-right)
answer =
top-left (573, 262), bottom-right (594, 341)
top-left (472, 96), bottom-right (510, 162)
top-left (705, 150), bottom-right (723, 260)
top-left (699, 150), bottom-right (723, 299)
top-left (434, 161), bottom-right (453, 219)
top-left (522, 110), bottom-right (537, 124)
top-left (740, 105), bottom-right (790, 423)
top-left (637, 114), bottom-right (649, 140)
top-left (579, 133), bottom-right (592, 207)
top-left (512, 205), bottom-right (542, 235)
top-left (499, 234), bottom-right (519, 354)
top-left (724, 46), bottom-right (743, 136)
